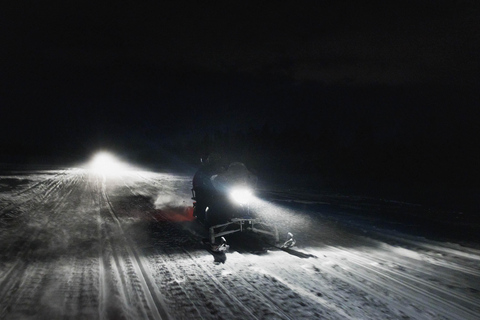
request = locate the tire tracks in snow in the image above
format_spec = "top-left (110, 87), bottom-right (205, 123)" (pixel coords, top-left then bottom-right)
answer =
top-left (124, 172), bottom-right (336, 319)
top-left (15, 170), bottom-right (68, 196)
top-left (357, 241), bottom-right (480, 288)
top-left (187, 247), bottom-right (308, 320)
top-left (151, 246), bottom-right (248, 320)
top-left (0, 169), bottom-right (81, 280)
top-left (314, 254), bottom-right (424, 319)
top-left (325, 245), bottom-right (480, 319)
top-left (342, 242), bottom-right (480, 294)
top-left (216, 252), bottom-right (351, 320)
top-left (0, 169), bottom-right (70, 223)
top-left (0, 169), bottom-right (84, 318)
top-left (373, 231), bottom-right (480, 265)
top-left (146, 250), bottom-right (206, 319)
top-left (3, 170), bottom-right (99, 318)
top-left (303, 243), bottom-right (472, 319)
top-left (232, 250), bottom-right (380, 320)
top-left (98, 173), bottom-right (171, 320)
top-left (181, 248), bottom-right (261, 320)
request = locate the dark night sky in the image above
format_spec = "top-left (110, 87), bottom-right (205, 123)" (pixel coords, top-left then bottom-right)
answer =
top-left (1, 1), bottom-right (479, 180)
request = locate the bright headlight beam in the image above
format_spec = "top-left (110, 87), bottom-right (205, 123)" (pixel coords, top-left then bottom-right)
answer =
top-left (88, 152), bottom-right (128, 175)
top-left (230, 188), bottom-right (253, 205)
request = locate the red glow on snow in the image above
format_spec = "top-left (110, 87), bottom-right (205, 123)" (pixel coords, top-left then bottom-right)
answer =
top-left (152, 206), bottom-right (195, 222)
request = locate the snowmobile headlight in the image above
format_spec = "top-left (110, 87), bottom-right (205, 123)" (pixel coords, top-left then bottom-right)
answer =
top-left (89, 152), bottom-right (128, 175)
top-left (229, 188), bottom-right (253, 205)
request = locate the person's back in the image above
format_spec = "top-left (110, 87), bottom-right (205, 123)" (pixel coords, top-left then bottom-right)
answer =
top-left (192, 154), bottom-right (226, 221)
top-left (211, 162), bottom-right (257, 192)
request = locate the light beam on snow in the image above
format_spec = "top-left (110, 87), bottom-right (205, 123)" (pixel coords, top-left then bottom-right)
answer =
top-left (249, 197), bottom-right (315, 243)
top-left (250, 197), bottom-right (296, 221)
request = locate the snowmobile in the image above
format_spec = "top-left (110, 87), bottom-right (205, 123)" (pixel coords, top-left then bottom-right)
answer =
top-left (191, 162), bottom-right (281, 250)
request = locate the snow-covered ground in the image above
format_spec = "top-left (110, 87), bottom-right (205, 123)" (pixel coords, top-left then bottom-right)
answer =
top-left (0, 167), bottom-right (479, 319)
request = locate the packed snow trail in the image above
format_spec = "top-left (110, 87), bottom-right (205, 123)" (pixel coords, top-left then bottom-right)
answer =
top-left (0, 167), bottom-right (479, 319)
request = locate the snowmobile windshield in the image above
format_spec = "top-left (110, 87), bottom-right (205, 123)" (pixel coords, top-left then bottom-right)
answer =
top-left (211, 162), bottom-right (257, 193)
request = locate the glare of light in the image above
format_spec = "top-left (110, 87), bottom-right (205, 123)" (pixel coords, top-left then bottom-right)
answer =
top-left (88, 152), bottom-right (129, 175)
top-left (229, 188), bottom-right (253, 205)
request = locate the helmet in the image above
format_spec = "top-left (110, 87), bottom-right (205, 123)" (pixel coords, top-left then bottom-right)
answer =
top-left (205, 152), bottom-right (223, 165)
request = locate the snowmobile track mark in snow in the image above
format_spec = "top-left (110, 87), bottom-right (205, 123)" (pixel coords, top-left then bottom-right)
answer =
top-left (11, 169), bottom-right (68, 197)
top-left (0, 170), bottom-right (84, 318)
top-left (0, 169), bottom-right (74, 222)
top-left (333, 243), bottom-right (480, 303)
top-left (100, 174), bottom-right (172, 320)
top-left (181, 248), bottom-right (260, 320)
top-left (151, 245), bottom-right (243, 319)
top-left (326, 245), bottom-right (480, 319)
top-left (148, 249), bottom-right (206, 319)
top-left (201, 254), bottom-right (297, 320)
top-left (315, 246), bottom-right (468, 319)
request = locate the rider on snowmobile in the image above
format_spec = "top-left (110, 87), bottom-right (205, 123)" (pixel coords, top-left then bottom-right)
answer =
top-left (192, 153), bottom-right (257, 225)
top-left (192, 153), bottom-right (226, 222)
top-left (192, 154), bottom-right (287, 248)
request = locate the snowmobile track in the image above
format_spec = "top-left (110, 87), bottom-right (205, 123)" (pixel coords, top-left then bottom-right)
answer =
top-left (185, 249), bottom-right (298, 320)
top-left (318, 245), bottom-right (477, 319)
top-left (225, 255), bottom-right (350, 319)
top-left (0, 169), bottom-right (73, 222)
top-left (100, 174), bottom-right (171, 320)
top-left (182, 248), bottom-right (260, 319)
top-left (329, 244), bottom-right (480, 308)
top-left (0, 170), bottom-right (84, 318)
top-left (14, 170), bottom-right (68, 196)
top-left (147, 250), bottom-right (206, 319)
top-left (0, 170), bottom-right (81, 268)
